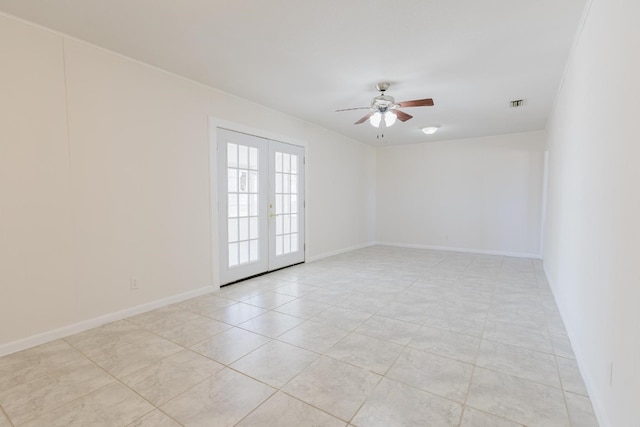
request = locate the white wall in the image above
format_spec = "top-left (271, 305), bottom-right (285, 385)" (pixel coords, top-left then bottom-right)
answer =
top-left (376, 132), bottom-right (545, 257)
top-left (0, 14), bottom-right (375, 351)
top-left (306, 134), bottom-right (377, 260)
top-left (0, 15), bottom-right (77, 345)
top-left (543, 0), bottom-right (640, 426)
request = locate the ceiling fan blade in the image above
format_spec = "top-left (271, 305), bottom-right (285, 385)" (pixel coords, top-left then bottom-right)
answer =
top-left (397, 98), bottom-right (434, 108)
top-left (354, 112), bottom-right (374, 125)
top-left (394, 110), bottom-right (413, 122)
top-left (335, 107), bottom-right (370, 112)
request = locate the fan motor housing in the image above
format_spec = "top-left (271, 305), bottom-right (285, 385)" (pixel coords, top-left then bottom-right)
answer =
top-left (372, 94), bottom-right (397, 111)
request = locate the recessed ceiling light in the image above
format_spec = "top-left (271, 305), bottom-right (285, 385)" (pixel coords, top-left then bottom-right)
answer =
top-left (422, 126), bottom-right (439, 135)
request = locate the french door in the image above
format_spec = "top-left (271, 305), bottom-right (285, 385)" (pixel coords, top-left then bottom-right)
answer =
top-left (218, 129), bottom-right (305, 284)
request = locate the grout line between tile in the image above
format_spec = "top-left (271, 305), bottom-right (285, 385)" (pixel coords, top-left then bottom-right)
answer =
top-left (0, 404), bottom-right (15, 427)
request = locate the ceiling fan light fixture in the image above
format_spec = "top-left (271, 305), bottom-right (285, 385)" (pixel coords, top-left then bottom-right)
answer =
top-left (384, 111), bottom-right (397, 127)
top-left (337, 83), bottom-right (434, 129)
top-left (422, 126), bottom-right (439, 135)
top-left (369, 112), bottom-right (382, 128)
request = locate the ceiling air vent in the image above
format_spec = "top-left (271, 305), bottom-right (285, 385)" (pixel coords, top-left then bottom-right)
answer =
top-left (510, 99), bottom-right (526, 108)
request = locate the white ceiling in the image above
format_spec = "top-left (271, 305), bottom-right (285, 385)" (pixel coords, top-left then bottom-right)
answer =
top-left (0, 0), bottom-right (587, 146)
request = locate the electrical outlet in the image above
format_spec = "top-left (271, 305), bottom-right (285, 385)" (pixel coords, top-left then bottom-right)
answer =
top-left (130, 277), bottom-right (139, 291)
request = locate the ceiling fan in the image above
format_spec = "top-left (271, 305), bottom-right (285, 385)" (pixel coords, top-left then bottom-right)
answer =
top-left (336, 82), bottom-right (434, 128)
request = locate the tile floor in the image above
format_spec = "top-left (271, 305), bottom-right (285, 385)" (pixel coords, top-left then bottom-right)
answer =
top-left (0, 246), bottom-right (599, 426)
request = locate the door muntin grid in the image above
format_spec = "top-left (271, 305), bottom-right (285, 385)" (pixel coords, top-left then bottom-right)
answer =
top-left (227, 142), bottom-right (260, 267)
top-left (274, 151), bottom-right (299, 256)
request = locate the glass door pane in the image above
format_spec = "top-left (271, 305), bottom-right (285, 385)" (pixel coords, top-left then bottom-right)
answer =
top-left (226, 143), bottom-right (260, 266)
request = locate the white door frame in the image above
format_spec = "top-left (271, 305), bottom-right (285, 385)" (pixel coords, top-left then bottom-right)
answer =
top-left (208, 118), bottom-right (308, 287)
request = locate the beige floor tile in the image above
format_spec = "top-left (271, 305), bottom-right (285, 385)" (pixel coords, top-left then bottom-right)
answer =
top-left (424, 315), bottom-right (485, 337)
top-left (126, 409), bottom-right (182, 426)
top-left (460, 406), bottom-right (524, 426)
top-left (0, 410), bottom-right (11, 427)
top-left (237, 392), bottom-right (345, 427)
top-left (127, 306), bottom-right (201, 333)
top-left (395, 290), bottom-right (442, 306)
top-left (161, 368), bottom-right (275, 426)
top-left (547, 313), bottom-right (569, 335)
top-left (21, 383), bottom-right (153, 427)
top-left (0, 247), bottom-right (597, 427)
top-left (242, 291), bottom-right (299, 310)
top-left (0, 359), bottom-right (114, 425)
top-left (352, 378), bottom-right (463, 427)
top-left (283, 356), bottom-right (381, 422)
top-left (487, 308), bottom-right (548, 331)
top-left (564, 391), bottom-right (599, 427)
top-left (63, 320), bottom-right (152, 357)
top-left (273, 282), bottom-right (319, 297)
top-left (122, 349), bottom-right (223, 405)
top-left (155, 314), bottom-right (231, 346)
top-left (278, 320), bottom-right (349, 353)
top-left (176, 294), bottom-right (236, 316)
top-left (274, 298), bottom-right (331, 319)
top-left (209, 302), bottom-right (268, 325)
top-left (414, 275), bottom-right (458, 287)
top-left (557, 356), bottom-right (589, 396)
top-left (466, 368), bottom-right (569, 427)
top-left (89, 335), bottom-right (182, 378)
top-left (190, 326), bottom-right (270, 365)
top-left (303, 288), bottom-right (353, 307)
top-left (491, 290), bottom-right (544, 307)
top-left (238, 311), bottom-right (305, 338)
top-left (374, 300), bottom-right (430, 324)
top-left (231, 340), bottom-right (318, 388)
top-left (382, 269), bottom-right (424, 281)
top-left (476, 340), bottom-right (561, 387)
top-left (0, 340), bottom-right (86, 390)
top-left (386, 347), bottom-right (473, 402)
top-left (409, 325), bottom-right (481, 364)
top-left (550, 333), bottom-right (576, 359)
top-left (311, 306), bottom-right (373, 331)
top-left (336, 294), bottom-right (390, 313)
top-left (483, 320), bottom-right (553, 354)
top-left (430, 304), bottom-right (489, 325)
top-left (354, 315), bottom-right (420, 346)
top-left (325, 333), bottom-right (403, 375)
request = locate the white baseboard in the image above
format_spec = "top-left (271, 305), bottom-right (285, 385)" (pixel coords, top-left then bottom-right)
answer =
top-left (0, 285), bottom-right (218, 358)
top-left (306, 242), bottom-right (376, 263)
top-left (374, 241), bottom-right (542, 259)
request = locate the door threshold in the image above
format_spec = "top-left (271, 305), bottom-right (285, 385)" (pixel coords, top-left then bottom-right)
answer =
top-left (221, 261), bottom-right (305, 287)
